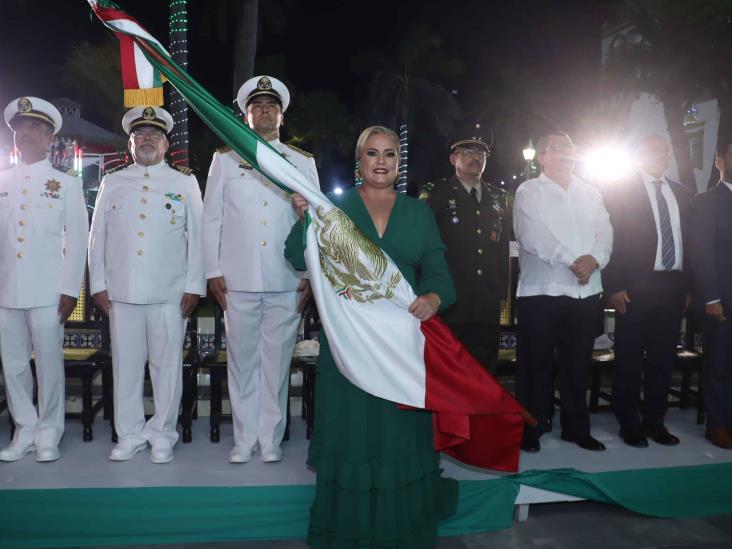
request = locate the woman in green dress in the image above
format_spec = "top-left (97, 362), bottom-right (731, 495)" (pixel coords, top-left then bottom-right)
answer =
top-left (285, 126), bottom-right (458, 548)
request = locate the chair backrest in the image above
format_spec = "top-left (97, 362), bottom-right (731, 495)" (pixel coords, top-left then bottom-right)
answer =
top-left (683, 309), bottom-right (699, 351)
top-left (213, 301), bottom-right (226, 352)
top-left (64, 268), bottom-right (110, 350)
top-left (187, 307), bottom-right (199, 356)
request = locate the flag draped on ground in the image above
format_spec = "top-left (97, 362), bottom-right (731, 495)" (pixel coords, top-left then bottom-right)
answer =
top-left (88, 0), bottom-right (529, 471)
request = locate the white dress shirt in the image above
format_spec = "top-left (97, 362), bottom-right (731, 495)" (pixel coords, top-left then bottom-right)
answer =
top-left (640, 171), bottom-right (683, 271)
top-left (513, 172), bottom-right (613, 299)
top-left (88, 161), bottom-right (206, 303)
top-left (202, 139), bottom-right (320, 292)
top-left (0, 159), bottom-right (88, 308)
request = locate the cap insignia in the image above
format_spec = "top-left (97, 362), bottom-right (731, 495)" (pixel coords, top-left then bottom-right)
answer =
top-left (17, 97), bottom-right (32, 113)
top-left (142, 107), bottom-right (156, 120)
top-left (257, 77), bottom-right (272, 90)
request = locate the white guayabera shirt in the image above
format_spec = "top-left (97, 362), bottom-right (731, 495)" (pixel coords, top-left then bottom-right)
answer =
top-left (513, 172), bottom-right (613, 299)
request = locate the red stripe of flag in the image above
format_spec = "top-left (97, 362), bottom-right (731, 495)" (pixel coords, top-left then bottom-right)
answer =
top-left (118, 35), bottom-right (139, 89)
top-left (421, 316), bottom-right (527, 472)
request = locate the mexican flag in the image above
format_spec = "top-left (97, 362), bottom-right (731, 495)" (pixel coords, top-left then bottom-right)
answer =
top-left (87, 1), bottom-right (165, 107)
top-left (88, 0), bottom-right (529, 471)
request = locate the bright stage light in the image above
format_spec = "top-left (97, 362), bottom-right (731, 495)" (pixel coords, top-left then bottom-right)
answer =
top-left (333, 186), bottom-right (343, 195)
top-left (583, 145), bottom-right (635, 182)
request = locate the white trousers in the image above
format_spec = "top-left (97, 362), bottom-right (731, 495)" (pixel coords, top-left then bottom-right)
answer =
top-left (109, 302), bottom-right (186, 448)
top-left (225, 290), bottom-right (300, 449)
top-left (0, 305), bottom-right (64, 448)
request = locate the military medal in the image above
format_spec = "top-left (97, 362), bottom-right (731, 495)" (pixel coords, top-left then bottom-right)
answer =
top-left (491, 230), bottom-right (498, 241)
top-left (45, 180), bottom-right (61, 192)
top-left (42, 179), bottom-right (62, 199)
top-left (448, 198), bottom-right (459, 224)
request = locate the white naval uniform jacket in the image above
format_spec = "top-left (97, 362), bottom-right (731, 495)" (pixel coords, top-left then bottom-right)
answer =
top-left (0, 159), bottom-right (88, 309)
top-left (202, 139), bottom-right (320, 292)
top-left (88, 161), bottom-right (206, 304)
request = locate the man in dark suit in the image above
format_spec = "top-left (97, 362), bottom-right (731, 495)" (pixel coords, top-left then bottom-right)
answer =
top-left (688, 133), bottom-right (732, 450)
top-left (419, 130), bottom-right (509, 372)
top-left (603, 135), bottom-right (692, 447)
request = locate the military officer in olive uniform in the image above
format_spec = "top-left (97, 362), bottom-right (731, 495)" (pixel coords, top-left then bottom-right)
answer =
top-left (203, 76), bottom-right (320, 464)
top-left (420, 132), bottom-right (509, 372)
top-left (89, 106), bottom-right (205, 464)
top-left (0, 97), bottom-right (88, 462)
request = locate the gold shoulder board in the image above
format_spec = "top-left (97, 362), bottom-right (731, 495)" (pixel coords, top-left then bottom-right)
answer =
top-left (284, 143), bottom-right (314, 158)
top-left (174, 165), bottom-right (194, 176)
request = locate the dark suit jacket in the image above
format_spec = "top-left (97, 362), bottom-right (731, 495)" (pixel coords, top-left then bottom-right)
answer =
top-left (602, 174), bottom-right (692, 298)
top-left (688, 182), bottom-right (732, 306)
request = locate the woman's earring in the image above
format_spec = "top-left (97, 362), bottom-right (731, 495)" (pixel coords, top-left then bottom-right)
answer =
top-left (354, 160), bottom-right (363, 187)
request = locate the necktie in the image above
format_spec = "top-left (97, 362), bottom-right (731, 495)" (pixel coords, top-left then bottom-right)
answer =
top-left (470, 187), bottom-right (480, 204)
top-left (653, 180), bottom-right (675, 270)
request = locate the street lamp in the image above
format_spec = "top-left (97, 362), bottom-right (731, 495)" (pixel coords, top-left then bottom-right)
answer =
top-left (522, 140), bottom-right (536, 181)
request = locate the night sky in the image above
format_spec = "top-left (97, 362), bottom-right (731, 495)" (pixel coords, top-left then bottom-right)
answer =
top-left (0, 0), bottom-right (612, 192)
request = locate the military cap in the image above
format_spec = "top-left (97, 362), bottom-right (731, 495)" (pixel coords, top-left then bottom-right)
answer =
top-left (236, 75), bottom-right (291, 113)
top-left (4, 96), bottom-right (62, 134)
top-left (450, 122), bottom-right (492, 153)
top-left (121, 106), bottom-right (174, 135)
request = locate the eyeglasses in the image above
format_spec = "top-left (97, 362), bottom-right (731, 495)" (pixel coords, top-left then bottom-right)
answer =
top-left (542, 143), bottom-right (574, 153)
top-left (131, 129), bottom-right (165, 140)
top-left (457, 148), bottom-right (488, 159)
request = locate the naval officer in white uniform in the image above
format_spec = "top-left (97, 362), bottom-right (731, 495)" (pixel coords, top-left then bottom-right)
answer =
top-left (203, 75), bottom-right (320, 463)
top-left (0, 97), bottom-right (88, 462)
top-left (89, 106), bottom-right (205, 464)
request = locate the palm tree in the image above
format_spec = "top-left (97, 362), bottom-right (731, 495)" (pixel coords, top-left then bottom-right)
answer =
top-left (356, 24), bottom-right (463, 189)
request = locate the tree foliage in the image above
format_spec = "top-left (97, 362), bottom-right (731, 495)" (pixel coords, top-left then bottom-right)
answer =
top-left (604, 0), bottom-right (732, 190)
top-left (62, 38), bottom-right (123, 130)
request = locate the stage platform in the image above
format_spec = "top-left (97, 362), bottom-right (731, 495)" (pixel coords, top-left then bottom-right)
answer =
top-left (1, 409), bottom-right (731, 548)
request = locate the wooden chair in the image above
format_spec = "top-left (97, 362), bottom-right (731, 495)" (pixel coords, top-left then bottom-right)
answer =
top-left (200, 303), bottom-right (228, 443)
top-left (294, 300), bottom-right (320, 439)
top-left (62, 275), bottom-right (111, 441)
top-left (2, 274), bottom-right (111, 442)
top-left (180, 311), bottom-right (200, 442)
top-left (668, 312), bottom-right (705, 424)
top-left (588, 350), bottom-right (615, 412)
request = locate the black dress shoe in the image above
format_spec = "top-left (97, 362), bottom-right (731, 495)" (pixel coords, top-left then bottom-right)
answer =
top-left (521, 438), bottom-right (541, 453)
top-left (561, 433), bottom-right (606, 451)
top-left (619, 428), bottom-right (649, 448)
top-left (643, 425), bottom-right (680, 446)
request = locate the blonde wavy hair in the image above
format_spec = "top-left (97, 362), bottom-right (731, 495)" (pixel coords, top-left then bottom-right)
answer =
top-left (354, 126), bottom-right (400, 160)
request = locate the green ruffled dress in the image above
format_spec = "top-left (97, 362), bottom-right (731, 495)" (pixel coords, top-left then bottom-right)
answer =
top-left (285, 188), bottom-right (458, 548)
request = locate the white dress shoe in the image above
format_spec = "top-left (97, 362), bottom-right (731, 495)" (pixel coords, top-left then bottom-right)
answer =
top-left (0, 442), bottom-right (35, 462)
top-left (109, 441), bottom-right (148, 461)
top-left (260, 446), bottom-right (283, 463)
top-left (36, 446), bottom-right (61, 462)
top-left (228, 445), bottom-right (256, 464)
top-left (150, 446), bottom-right (174, 464)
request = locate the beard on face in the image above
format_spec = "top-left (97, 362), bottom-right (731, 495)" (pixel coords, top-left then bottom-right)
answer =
top-left (133, 144), bottom-right (163, 164)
